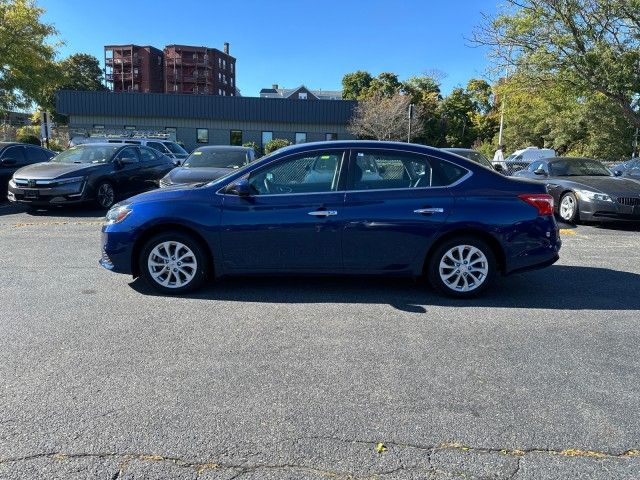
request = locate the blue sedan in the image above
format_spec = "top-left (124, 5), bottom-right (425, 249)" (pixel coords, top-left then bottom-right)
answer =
top-left (100, 141), bottom-right (561, 298)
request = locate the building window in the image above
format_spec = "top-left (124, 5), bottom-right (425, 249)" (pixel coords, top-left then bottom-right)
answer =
top-left (165, 127), bottom-right (177, 141)
top-left (261, 131), bottom-right (273, 146)
top-left (298, 92), bottom-right (307, 100)
top-left (325, 133), bottom-right (337, 141)
top-left (218, 58), bottom-right (222, 67)
top-left (197, 128), bottom-right (209, 144)
top-left (230, 130), bottom-right (242, 146)
top-left (218, 88), bottom-right (222, 95)
top-left (124, 125), bottom-right (136, 130)
top-left (223, 60), bottom-right (226, 69)
top-left (231, 63), bottom-right (234, 73)
top-left (295, 132), bottom-right (307, 144)
top-left (218, 72), bottom-right (221, 80)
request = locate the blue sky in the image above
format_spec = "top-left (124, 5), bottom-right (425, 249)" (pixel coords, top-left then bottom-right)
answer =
top-left (39, 0), bottom-right (499, 97)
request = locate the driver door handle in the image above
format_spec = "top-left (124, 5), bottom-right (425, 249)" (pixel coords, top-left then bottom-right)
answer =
top-left (308, 210), bottom-right (338, 217)
top-left (414, 208), bottom-right (444, 215)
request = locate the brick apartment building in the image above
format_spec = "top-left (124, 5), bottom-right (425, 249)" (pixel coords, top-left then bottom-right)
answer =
top-left (104, 45), bottom-right (164, 93)
top-left (104, 43), bottom-right (236, 96)
top-left (164, 43), bottom-right (236, 96)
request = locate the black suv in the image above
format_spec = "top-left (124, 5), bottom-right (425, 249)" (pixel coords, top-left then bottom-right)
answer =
top-left (8, 143), bottom-right (174, 209)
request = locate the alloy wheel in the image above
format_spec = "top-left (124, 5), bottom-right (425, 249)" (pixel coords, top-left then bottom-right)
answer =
top-left (438, 245), bottom-right (489, 293)
top-left (147, 241), bottom-right (198, 289)
top-left (559, 195), bottom-right (576, 221)
top-left (97, 183), bottom-right (115, 208)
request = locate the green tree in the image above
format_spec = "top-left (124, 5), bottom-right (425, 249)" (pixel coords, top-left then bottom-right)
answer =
top-left (40, 53), bottom-right (107, 124)
top-left (363, 72), bottom-right (402, 98)
top-left (402, 75), bottom-right (443, 146)
top-left (496, 71), bottom-right (635, 160)
top-left (474, 0), bottom-right (640, 128)
top-left (439, 88), bottom-right (476, 147)
top-left (264, 138), bottom-right (292, 154)
top-left (341, 71), bottom-right (373, 100)
top-left (242, 141), bottom-right (262, 157)
top-left (0, 0), bottom-right (59, 114)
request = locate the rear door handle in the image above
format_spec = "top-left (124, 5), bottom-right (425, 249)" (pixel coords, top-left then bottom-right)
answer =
top-left (308, 210), bottom-right (338, 217)
top-left (414, 208), bottom-right (444, 215)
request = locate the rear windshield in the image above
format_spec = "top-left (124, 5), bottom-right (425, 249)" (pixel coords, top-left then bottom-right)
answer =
top-left (51, 145), bottom-right (120, 164)
top-left (184, 150), bottom-right (247, 168)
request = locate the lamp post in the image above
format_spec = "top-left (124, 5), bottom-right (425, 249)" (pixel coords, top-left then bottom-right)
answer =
top-left (407, 103), bottom-right (414, 143)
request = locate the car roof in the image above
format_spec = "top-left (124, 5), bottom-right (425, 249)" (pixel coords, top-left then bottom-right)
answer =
top-left (443, 148), bottom-right (473, 152)
top-left (272, 140), bottom-right (445, 156)
top-left (545, 157), bottom-right (600, 162)
top-left (72, 142), bottom-right (130, 148)
top-left (195, 145), bottom-right (252, 152)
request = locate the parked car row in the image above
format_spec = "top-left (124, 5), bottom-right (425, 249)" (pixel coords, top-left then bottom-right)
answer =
top-left (4, 143), bottom-right (256, 209)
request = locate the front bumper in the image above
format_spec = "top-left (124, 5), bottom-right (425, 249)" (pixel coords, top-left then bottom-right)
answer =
top-left (577, 196), bottom-right (640, 222)
top-left (8, 180), bottom-right (89, 206)
top-left (100, 228), bottom-right (135, 275)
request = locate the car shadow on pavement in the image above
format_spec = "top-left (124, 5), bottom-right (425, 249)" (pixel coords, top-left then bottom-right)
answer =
top-left (129, 264), bottom-right (640, 312)
top-left (0, 202), bottom-right (106, 218)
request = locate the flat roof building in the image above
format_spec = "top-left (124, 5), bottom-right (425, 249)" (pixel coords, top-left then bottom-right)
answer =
top-left (57, 91), bottom-right (357, 151)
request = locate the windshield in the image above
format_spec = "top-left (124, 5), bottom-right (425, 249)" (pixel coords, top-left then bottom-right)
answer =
top-left (184, 150), bottom-right (247, 168)
top-left (506, 154), bottom-right (523, 162)
top-left (549, 159), bottom-right (611, 177)
top-left (163, 142), bottom-right (188, 155)
top-left (51, 145), bottom-right (120, 164)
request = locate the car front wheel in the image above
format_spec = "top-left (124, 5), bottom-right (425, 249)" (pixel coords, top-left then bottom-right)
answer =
top-left (139, 233), bottom-right (208, 294)
top-left (428, 237), bottom-right (496, 298)
top-left (95, 181), bottom-right (116, 209)
top-left (558, 192), bottom-right (579, 224)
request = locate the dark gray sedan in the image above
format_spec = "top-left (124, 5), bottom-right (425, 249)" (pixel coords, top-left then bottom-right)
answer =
top-left (160, 146), bottom-right (256, 188)
top-left (513, 157), bottom-right (640, 223)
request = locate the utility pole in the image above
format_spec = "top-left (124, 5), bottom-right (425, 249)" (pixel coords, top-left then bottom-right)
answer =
top-left (407, 103), bottom-right (414, 143)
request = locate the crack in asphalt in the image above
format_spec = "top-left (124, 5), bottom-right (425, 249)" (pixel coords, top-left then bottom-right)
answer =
top-left (1, 439), bottom-right (639, 479)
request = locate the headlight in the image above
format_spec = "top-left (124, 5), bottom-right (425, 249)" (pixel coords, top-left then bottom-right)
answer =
top-left (55, 176), bottom-right (86, 186)
top-left (576, 190), bottom-right (611, 202)
top-left (105, 204), bottom-right (132, 224)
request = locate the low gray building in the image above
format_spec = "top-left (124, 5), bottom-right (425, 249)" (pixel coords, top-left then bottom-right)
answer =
top-left (57, 91), bottom-right (357, 151)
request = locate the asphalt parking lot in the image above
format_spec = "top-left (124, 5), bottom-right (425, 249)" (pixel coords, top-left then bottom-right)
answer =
top-left (0, 201), bottom-right (639, 479)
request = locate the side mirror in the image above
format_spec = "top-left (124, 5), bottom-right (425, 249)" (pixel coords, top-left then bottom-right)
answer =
top-left (1, 158), bottom-right (16, 166)
top-left (172, 159), bottom-right (181, 167)
top-left (120, 157), bottom-right (136, 165)
top-left (534, 168), bottom-right (547, 176)
top-left (233, 178), bottom-right (251, 197)
top-left (378, 165), bottom-right (386, 175)
top-left (493, 164), bottom-right (504, 172)
top-left (613, 170), bottom-right (623, 177)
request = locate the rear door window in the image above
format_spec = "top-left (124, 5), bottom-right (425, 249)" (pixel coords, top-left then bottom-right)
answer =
top-left (147, 141), bottom-right (170, 154)
top-left (349, 151), bottom-right (467, 190)
top-left (140, 147), bottom-right (159, 162)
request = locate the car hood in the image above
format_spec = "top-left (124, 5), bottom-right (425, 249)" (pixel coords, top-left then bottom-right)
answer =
top-left (166, 166), bottom-right (233, 184)
top-left (125, 184), bottom-right (194, 205)
top-left (13, 161), bottom-right (104, 180)
top-left (556, 176), bottom-right (640, 195)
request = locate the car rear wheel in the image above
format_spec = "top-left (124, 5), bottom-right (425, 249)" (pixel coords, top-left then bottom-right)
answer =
top-left (139, 232), bottom-right (208, 294)
top-left (558, 192), bottom-right (579, 224)
top-left (95, 181), bottom-right (116, 209)
top-left (428, 237), bottom-right (496, 298)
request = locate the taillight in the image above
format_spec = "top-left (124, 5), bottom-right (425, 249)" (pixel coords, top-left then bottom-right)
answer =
top-left (518, 193), bottom-right (554, 216)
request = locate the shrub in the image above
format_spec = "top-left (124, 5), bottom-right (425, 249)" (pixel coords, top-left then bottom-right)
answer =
top-left (16, 133), bottom-right (41, 145)
top-left (264, 138), bottom-right (292, 154)
top-left (242, 141), bottom-right (262, 157)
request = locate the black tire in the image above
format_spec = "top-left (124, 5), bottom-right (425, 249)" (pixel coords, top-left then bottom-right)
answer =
top-left (427, 236), bottom-right (497, 298)
top-left (139, 232), bottom-right (208, 294)
top-left (94, 181), bottom-right (116, 209)
top-left (558, 191), bottom-right (579, 224)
